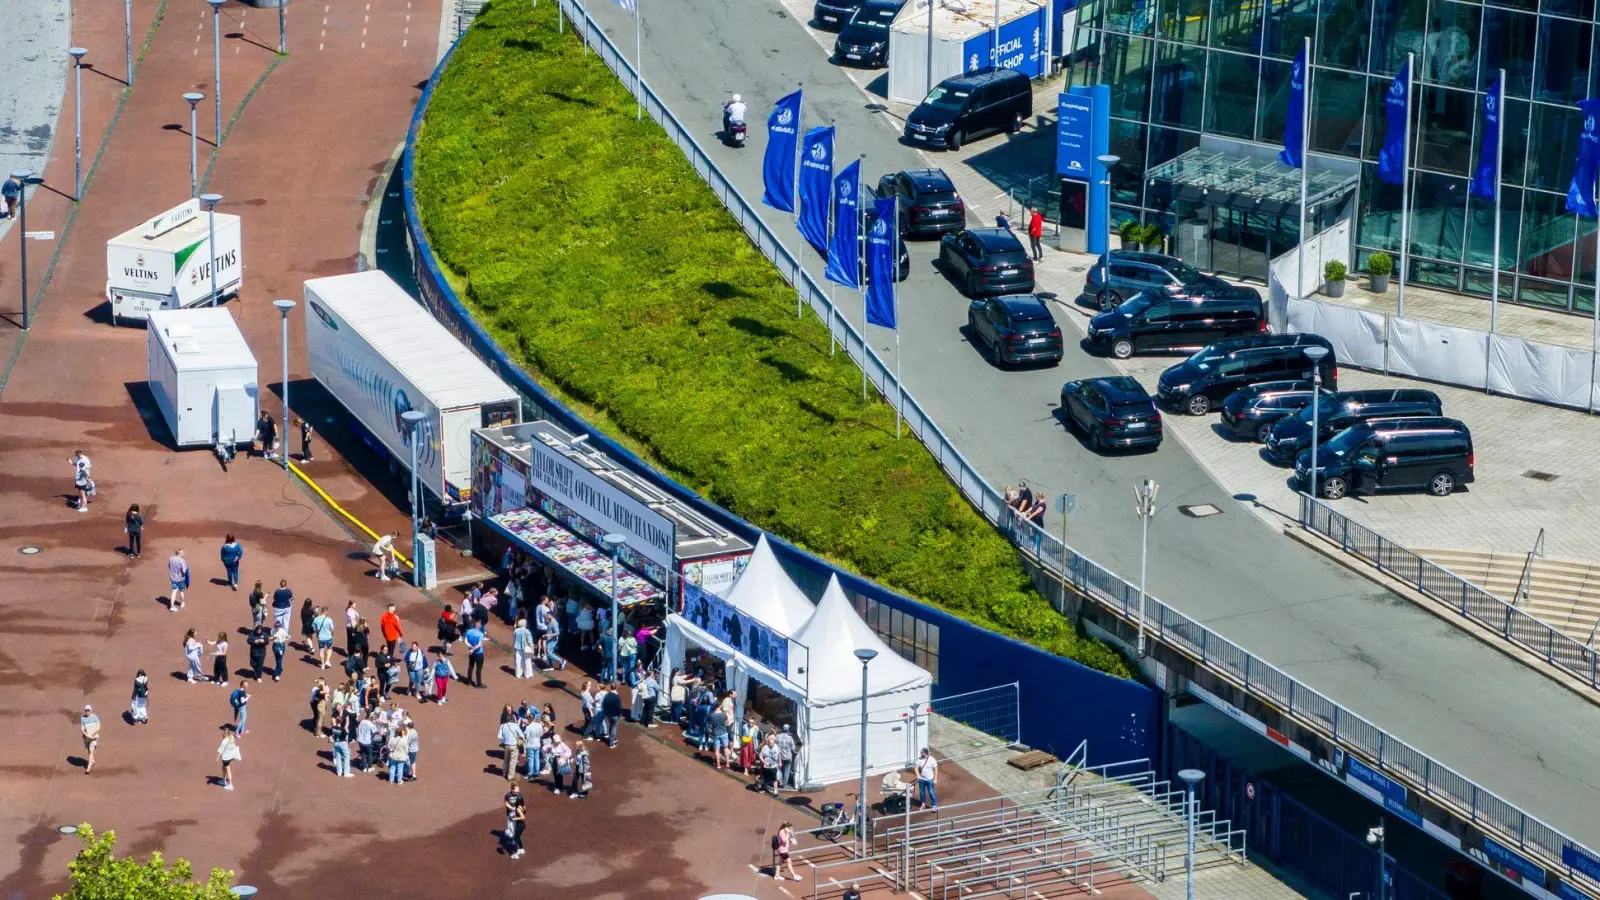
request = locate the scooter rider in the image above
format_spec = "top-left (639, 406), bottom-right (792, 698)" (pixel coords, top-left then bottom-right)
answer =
top-left (723, 93), bottom-right (747, 133)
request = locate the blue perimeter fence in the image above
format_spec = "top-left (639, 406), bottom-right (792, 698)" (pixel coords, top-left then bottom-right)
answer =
top-left (405, 2), bottom-right (1600, 891)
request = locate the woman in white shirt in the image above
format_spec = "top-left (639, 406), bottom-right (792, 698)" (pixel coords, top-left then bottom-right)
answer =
top-left (217, 725), bottom-right (242, 790)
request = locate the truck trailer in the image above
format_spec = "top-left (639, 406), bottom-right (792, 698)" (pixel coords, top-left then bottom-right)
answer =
top-left (106, 198), bottom-right (243, 324)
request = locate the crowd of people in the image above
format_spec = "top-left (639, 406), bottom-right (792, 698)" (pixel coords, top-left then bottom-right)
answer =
top-left (1003, 481), bottom-right (1049, 551)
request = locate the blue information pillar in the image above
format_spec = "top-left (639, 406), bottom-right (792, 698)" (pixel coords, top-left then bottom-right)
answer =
top-left (1062, 83), bottom-right (1110, 255)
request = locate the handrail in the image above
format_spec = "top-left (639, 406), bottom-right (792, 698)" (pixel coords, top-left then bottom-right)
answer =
top-left (1516, 527), bottom-right (1547, 605)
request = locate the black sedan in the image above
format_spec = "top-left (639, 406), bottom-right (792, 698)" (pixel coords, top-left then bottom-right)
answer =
top-left (940, 228), bottom-right (1034, 297)
top-left (967, 294), bottom-right (1063, 367)
top-left (833, 0), bottom-right (902, 67)
top-left (1060, 376), bottom-right (1162, 451)
top-left (1219, 380), bottom-right (1315, 442)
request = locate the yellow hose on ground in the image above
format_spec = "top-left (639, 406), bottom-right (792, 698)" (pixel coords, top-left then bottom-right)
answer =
top-left (287, 460), bottom-right (416, 569)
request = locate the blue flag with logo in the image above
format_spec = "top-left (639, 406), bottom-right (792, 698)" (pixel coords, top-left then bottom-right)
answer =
top-left (1278, 45), bottom-right (1307, 169)
top-left (825, 159), bottom-right (862, 289)
top-left (798, 125), bottom-right (834, 252)
top-left (865, 197), bottom-right (897, 329)
top-left (1469, 75), bottom-right (1502, 201)
top-left (1377, 60), bottom-right (1410, 185)
top-left (1567, 98), bottom-right (1600, 217)
top-left (761, 90), bottom-right (803, 213)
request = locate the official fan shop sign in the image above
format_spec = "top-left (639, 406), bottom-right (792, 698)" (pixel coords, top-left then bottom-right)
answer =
top-left (682, 579), bottom-right (790, 676)
top-left (523, 438), bottom-right (676, 569)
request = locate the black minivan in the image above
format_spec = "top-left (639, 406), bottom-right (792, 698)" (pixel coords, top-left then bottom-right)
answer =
top-left (1296, 417), bottom-right (1475, 500)
top-left (1264, 389), bottom-right (1443, 462)
top-left (1085, 291), bottom-right (1265, 359)
top-left (833, 0), bottom-right (903, 67)
top-left (1156, 333), bottom-right (1337, 416)
top-left (903, 68), bottom-right (1032, 151)
top-left (1219, 381), bottom-right (1316, 442)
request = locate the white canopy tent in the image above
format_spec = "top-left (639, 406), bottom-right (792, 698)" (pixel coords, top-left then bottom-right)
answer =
top-left (723, 535), bottom-right (816, 637)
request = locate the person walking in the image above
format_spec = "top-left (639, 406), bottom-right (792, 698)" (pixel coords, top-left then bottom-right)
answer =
top-left (1027, 207), bottom-right (1045, 260)
top-left (431, 652), bottom-right (456, 705)
top-left (312, 605), bottom-right (336, 669)
top-left (599, 683), bottom-right (623, 749)
top-left (217, 725), bottom-right (241, 790)
top-left (498, 712), bottom-right (521, 782)
top-left (637, 668), bottom-right (660, 728)
top-left (329, 702), bottom-right (352, 777)
top-left (248, 580), bottom-right (266, 621)
top-left (129, 669), bottom-right (150, 724)
top-left (463, 620), bottom-right (486, 688)
top-left (404, 641), bottom-right (428, 699)
top-left (271, 623), bottom-right (289, 681)
top-left (916, 747), bottom-right (939, 810)
top-left (247, 624), bottom-right (270, 682)
top-left (378, 603), bottom-right (404, 658)
top-left (167, 550), bottom-right (189, 612)
top-left (255, 410), bottom-right (277, 460)
top-left (0, 172), bottom-right (21, 219)
top-left (773, 823), bottom-right (800, 881)
top-left (210, 632), bottom-right (230, 687)
top-left (436, 607), bottom-right (459, 657)
top-left (123, 505), bottom-right (144, 558)
top-left (550, 736), bottom-right (574, 795)
top-left (520, 713), bottom-right (544, 783)
top-left (571, 744), bottom-right (592, 800)
top-left (512, 618), bottom-right (535, 679)
top-left (79, 705), bottom-right (100, 774)
top-left (618, 629), bottom-right (638, 687)
top-left (759, 733), bottom-right (783, 796)
top-left (344, 600), bottom-right (362, 657)
top-left (387, 725), bottom-right (411, 784)
top-left (309, 677), bottom-right (330, 737)
top-left (776, 723), bottom-right (798, 789)
top-left (298, 598), bottom-right (317, 655)
top-left (405, 718), bottom-right (421, 780)
top-left (219, 535), bottom-right (244, 591)
top-left (504, 783), bottom-right (527, 859)
top-left (578, 681), bottom-right (598, 741)
top-left (229, 682), bottom-right (251, 736)
top-left (183, 629), bottom-right (206, 682)
top-left (70, 450), bottom-right (93, 512)
top-left (297, 417), bottom-right (315, 463)
top-left (271, 580), bottom-right (294, 634)
top-left (355, 712), bottom-right (377, 772)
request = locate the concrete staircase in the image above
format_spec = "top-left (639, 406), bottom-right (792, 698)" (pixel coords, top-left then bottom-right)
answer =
top-left (1419, 548), bottom-right (1600, 643)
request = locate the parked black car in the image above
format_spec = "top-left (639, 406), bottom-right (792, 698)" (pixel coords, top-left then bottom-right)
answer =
top-left (1296, 417), bottom-right (1474, 500)
top-left (1156, 333), bottom-right (1337, 416)
top-left (1219, 381), bottom-right (1316, 442)
top-left (903, 67), bottom-right (1032, 151)
top-left (1085, 291), bottom-right (1265, 359)
top-left (1059, 376), bottom-right (1162, 451)
top-left (967, 293), bottom-right (1063, 367)
top-left (940, 227), bottom-right (1034, 296)
top-left (833, 0), bottom-right (903, 67)
top-left (875, 169), bottom-right (966, 237)
top-left (1264, 389), bottom-right (1443, 462)
top-left (1084, 250), bottom-right (1263, 311)
top-left (813, 0), bottom-right (866, 30)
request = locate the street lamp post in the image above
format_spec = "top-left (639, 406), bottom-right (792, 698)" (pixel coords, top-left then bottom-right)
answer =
top-left (1303, 345), bottom-right (1330, 501)
top-left (1132, 478), bottom-right (1158, 658)
top-left (69, 48), bottom-right (87, 199)
top-left (11, 168), bottom-right (36, 331)
top-left (853, 647), bottom-right (877, 858)
top-left (124, 0), bottom-right (134, 84)
top-left (1178, 769), bottom-right (1205, 900)
top-left (183, 93), bottom-right (204, 197)
top-left (401, 409), bottom-right (427, 567)
top-left (1367, 822), bottom-right (1388, 900)
top-left (603, 533), bottom-right (626, 683)
top-left (200, 193), bottom-right (222, 305)
top-left (278, 0), bottom-right (287, 53)
top-left (272, 299), bottom-right (296, 471)
top-left (207, 0), bottom-right (226, 145)
top-left (1096, 154), bottom-right (1120, 298)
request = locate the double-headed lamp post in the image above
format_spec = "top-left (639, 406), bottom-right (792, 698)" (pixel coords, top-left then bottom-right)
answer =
top-left (183, 92), bottom-right (204, 197)
top-left (853, 647), bottom-right (877, 857)
top-left (603, 533), bottom-right (626, 682)
top-left (1367, 821), bottom-right (1388, 900)
top-left (200, 193), bottom-right (223, 305)
top-left (1132, 478), bottom-right (1159, 658)
top-left (1303, 345), bottom-right (1330, 500)
top-left (1178, 769), bottom-right (1205, 900)
top-left (271, 299), bottom-right (296, 472)
top-left (69, 48), bottom-right (87, 199)
top-left (401, 410), bottom-right (427, 561)
top-left (1097, 154), bottom-right (1120, 293)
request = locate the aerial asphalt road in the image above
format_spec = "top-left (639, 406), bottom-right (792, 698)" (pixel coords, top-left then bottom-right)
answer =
top-left (535, 1), bottom-right (1600, 844)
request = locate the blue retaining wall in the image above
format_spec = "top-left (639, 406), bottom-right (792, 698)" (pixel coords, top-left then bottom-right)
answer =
top-left (401, 35), bottom-right (1157, 766)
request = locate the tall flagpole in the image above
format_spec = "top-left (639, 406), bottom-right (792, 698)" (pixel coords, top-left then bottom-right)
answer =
top-left (827, 160), bottom-right (837, 355)
top-left (634, 0), bottom-right (643, 120)
top-left (894, 195), bottom-right (903, 439)
top-left (1297, 36), bottom-right (1310, 300)
top-left (794, 93), bottom-right (806, 319)
top-left (1397, 53), bottom-right (1413, 319)
top-left (1487, 69), bottom-right (1504, 392)
top-left (860, 154), bottom-right (869, 400)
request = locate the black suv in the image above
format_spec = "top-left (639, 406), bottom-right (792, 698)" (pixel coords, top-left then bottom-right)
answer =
top-left (813, 0), bottom-right (866, 30)
top-left (1264, 389), bottom-right (1443, 462)
top-left (903, 67), bottom-right (1032, 151)
top-left (1085, 250), bottom-right (1263, 311)
top-left (940, 227), bottom-right (1035, 296)
top-left (1297, 417), bottom-right (1475, 500)
top-left (1059, 376), bottom-right (1162, 451)
top-left (1156, 333), bottom-right (1336, 416)
top-left (967, 294), bottom-right (1063, 367)
top-left (1085, 291), bottom-right (1265, 359)
top-left (1219, 381), bottom-right (1316, 442)
top-left (833, 0), bottom-right (902, 67)
top-left (875, 169), bottom-right (966, 237)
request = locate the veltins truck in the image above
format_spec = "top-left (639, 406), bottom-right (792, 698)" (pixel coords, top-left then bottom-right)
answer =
top-left (303, 270), bottom-right (521, 505)
top-left (106, 198), bottom-right (243, 325)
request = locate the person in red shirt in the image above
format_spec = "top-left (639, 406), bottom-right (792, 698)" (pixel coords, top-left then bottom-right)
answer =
top-left (380, 604), bottom-right (404, 657)
top-left (1027, 207), bottom-right (1045, 261)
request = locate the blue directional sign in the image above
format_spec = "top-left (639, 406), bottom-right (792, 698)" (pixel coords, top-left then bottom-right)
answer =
top-left (1057, 93), bottom-right (1094, 179)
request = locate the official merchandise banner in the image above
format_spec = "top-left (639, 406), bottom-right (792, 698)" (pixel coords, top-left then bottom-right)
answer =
top-left (491, 508), bottom-right (663, 607)
top-left (681, 579), bottom-right (790, 675)
top-left (959, 6), bottom-right (1048, 78)
top-left (865, 197), bottom-right (898, 328)
top-left (798, 125), bottom-right (835, 252)
top-left (523, 437), bottom-right (676, 569)
top-left (1377, 59), bottom-right (1410, 186)
top-left (825, 159), bottom-right (862, 289)
top-left (762, 89), bottom-right (803, 213)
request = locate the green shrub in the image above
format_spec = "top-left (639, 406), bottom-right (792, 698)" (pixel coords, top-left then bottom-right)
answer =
top-left (1324, 260), bottom-right (1347, 282)
top-left (1367, 252), bottom-right (1393, 277)
top-left (415, 0), bottom-right (1131, 678)
top-left (1118, 219), bottom-right (1142, 242)
top-left (1137, 223), bottom-right (1164, 245)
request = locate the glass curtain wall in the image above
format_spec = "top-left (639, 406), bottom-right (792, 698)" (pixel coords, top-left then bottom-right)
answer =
top-left (1067, 0), bottom-right (1600, 311)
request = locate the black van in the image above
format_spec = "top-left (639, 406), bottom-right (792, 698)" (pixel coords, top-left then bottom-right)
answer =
top-left (1296, 417), bottom-right (1475, 500)
top-left (1155, 333), bottom-right (1337, 416)
top-left (903, 68), bottom-right (1032, 151)
top-left (1219, 381), bottom-right (1316, 441)
top-left (1264, 389), bottom-right (1443, 462)
top-left (1085, 291), bottom-right (1266, 359)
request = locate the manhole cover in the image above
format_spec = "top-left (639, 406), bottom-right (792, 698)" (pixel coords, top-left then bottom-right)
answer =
top-left (19, 546), bottom-right (41, 555)
top-left (1522, 470), bottom-right (1559, 482)
top-left (1068, 266), bottom-right (1086, 273)
top-left (1179, 504), bottom-right (1224, 518)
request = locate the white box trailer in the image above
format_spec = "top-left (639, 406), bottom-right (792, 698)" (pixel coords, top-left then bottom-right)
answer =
top-left (303, 270), bottom-right (521, 505)
top-left (107, 198), bottom-right (243, 325)
top-left (888, 0), bottom-right (1050, 104)
top-left (146, 307), bottom-right (259, 448)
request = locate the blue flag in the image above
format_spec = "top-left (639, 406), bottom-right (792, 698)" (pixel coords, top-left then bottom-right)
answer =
top-left (1567, 98), bottom-right (1600, 217)
top-left (761, 90), bottom-right (803, 213)
top-left (1469, 75), bottom-right (1502, 201)
top-left (1377, 60), bottom-right (1411, 185)
top-left (798, 125), bottom-right (834, 252)
top-left (825, 160), bottom-right (862, 289)
top-left (865, 197), bottom-right (897, 329)
top-left (1278, 45), bottom-right (1307, 169)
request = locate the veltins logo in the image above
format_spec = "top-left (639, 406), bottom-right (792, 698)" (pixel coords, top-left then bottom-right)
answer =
top-left (777, 107), bottom-right (793, 126)
top-left (871, 217), bottom-right (888, 237)
top-left (136, 253), bottom-right (146, 268)
top-left (809, 142), bottom-right (826, 162)
top-left (308, 300), bottom-right (339, 332)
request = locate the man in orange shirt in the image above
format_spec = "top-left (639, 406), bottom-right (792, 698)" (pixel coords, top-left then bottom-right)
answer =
top-left (380, 604), bottom-right (404, 657)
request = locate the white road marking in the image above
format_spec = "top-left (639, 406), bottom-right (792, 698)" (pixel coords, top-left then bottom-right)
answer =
top-left (319, 41), bottom-right (325, 50)
top-left (402, 38), bottom-right (408, 46)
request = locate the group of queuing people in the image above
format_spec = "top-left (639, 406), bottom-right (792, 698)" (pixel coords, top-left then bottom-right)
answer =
top-left (1004, 481), bottom-right (1049, 550)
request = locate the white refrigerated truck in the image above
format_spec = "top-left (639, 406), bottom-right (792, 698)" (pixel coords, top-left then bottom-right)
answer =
top-left (303, 270), bottom-right (521, 505)
top-left (145, 307), bottom-right (259, 448)
top-left (106, 198), bottom-right (243, 325)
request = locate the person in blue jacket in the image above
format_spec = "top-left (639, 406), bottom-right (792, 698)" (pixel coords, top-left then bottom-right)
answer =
top-left (219, 535), bottom-right (244, 591)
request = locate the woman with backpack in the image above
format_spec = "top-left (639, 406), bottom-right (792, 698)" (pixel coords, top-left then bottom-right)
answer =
top-left (431, 652), bottom-right (456, 705)
top-left (549, 736), bottom-right (574, 795)
top-left (129, 669), bottom-right (150, 724)
top-left (571, 744), bottom-right (592, 800)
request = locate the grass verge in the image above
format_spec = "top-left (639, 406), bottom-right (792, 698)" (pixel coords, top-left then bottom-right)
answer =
top-left (413, 0), bottom-right (1130, 678)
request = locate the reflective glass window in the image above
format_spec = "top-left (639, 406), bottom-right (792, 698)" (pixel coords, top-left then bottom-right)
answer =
top-left (1109, 119), bottom-right (1149, 205)
top-left (1464, 187), bottom-right (1521, 269)
top-left (1209, 0), bottom-right (1265, 52)
top-left (1424, 3), bottom-right (1480, 89)
top-left (1480, 8), bottom-right (1536, 98)
top-left (1317, 0), bottom-right (1371, 70)
top-left (1105, 0), bottom-right (1156, 34)
top-left (1257, 58), bottom-right (1295, 145)
top-left (1104, 35), bottom-right (1156, 119)
top-left (1259, 0), bottom-right (1315, 60)
top-left (1535, 18), bottom-right (1594, 103)
top-left (1526, 103), bottom-right (1581, 192)
top-left (1497, 97), bottom-right (1530, 186)
top-left (1411, 259), bottom-right (1461, 289)
top-left (1517, 190), bottom-right (1577, 283)
top-left (1312, 68), bottom-right (1367, 157)
top-left (1544, 0), bottom-right (1594, 19)
top-left (1408, 171), bottom-right (1468, 261)
top-left (1576, 219), bottom-right (1600, 287)
top-left (1204, 50), bottom-right (1260, 138)
top-left (1357, 162), bottom-right (1404, 252)
top-left (1485, 0), bottom-right (1534, 13)
top-left (1158, 0), bottom-right (1209, 44)
top-left (1152, 42), bottom-right (1205, 130)
top-left (1417, 86), bottom-right (1474, 176)
top-left (1368, 0), bottom-right (1429, 75)
top-left (1462, 268), bottom-right (1515, 300)
top-left (1517, 277), bottom-right (1570, 308)
top-left (1148, 125), bottom-right (1203, 169)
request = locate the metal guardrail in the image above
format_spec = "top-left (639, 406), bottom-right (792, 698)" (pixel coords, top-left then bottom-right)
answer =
top-left (411, 5), bottom-right (1600, 894)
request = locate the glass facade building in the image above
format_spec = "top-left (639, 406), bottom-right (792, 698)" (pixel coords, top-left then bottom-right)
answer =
top-left (1065, 0), bottom-right (1600, 314)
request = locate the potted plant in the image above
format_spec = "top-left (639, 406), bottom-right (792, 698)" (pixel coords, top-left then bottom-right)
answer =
top-left (1323, 260), bottom-right (1347, 298)
top-left (1139, 223), bottom-right (1165, 253)
top-left (1368, 252), bottom-right (1392, 293)
top-left (1118, 219), bottom-right (1141, 250)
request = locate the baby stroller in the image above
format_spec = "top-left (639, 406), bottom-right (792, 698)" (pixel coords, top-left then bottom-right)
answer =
top-left (880, 771), bottom-right (916, 815)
